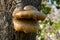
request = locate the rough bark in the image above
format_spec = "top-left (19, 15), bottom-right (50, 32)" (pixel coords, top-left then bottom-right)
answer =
top-left (0, 0), bottom-right (42, 40)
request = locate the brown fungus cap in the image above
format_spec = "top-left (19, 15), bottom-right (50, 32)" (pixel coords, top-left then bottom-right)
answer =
top-left (13, 19), bottom-right (40, 33)
top-left (12, 5), bottom-right (46, 21)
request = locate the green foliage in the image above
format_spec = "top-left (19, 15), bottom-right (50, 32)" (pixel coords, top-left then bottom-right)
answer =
top-left (37, 0), bottom-right (60, 40)
top-left (58, 38), bottom-right (60, 40)
top-left (41, 4), bottom-right (51, 15)
top-left (56, 6), bottom-right (60, 9)
top-left (51, 0), bottom-right (54, 4)
top-left (37, 29), bottom-right (41, 36)
top-left (53, 21), bottom-right (60, 30)
top-left (51, 0), bottom-right (60, 5)
top-left (50, 30), bottom-right (56, 34)
top-left (40, 37), bottom-right (44, 40)
top-left (56, 0), bottom-right (60, 5)
top-left (43, 7), bottom-right (51, 15)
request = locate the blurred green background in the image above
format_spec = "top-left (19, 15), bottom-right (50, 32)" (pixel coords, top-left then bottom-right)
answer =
top-left (38, 0), bottom-right (60, 40)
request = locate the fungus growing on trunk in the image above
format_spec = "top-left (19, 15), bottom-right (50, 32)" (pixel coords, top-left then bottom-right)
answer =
top-left (12, 5), bottom-right (46, 33)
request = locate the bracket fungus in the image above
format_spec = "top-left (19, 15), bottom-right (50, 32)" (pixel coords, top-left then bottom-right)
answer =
top-left (12, 5), bottom-right (46, 33)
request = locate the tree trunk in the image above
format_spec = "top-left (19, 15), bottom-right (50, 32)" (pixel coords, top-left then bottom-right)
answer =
top-left (0, 0), bottom-right (42, 40)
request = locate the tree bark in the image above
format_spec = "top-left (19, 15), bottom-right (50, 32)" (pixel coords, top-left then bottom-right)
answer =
top-left (0, 0), bottom-right (42, 40)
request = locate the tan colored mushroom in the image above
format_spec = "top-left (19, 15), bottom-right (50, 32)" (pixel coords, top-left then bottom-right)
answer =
top-left (13, 19), bottom-right (39, 33)
top-left (12, 5), bottom-right (46, 20)
top-left (12, 5), bottom-right (46, 33)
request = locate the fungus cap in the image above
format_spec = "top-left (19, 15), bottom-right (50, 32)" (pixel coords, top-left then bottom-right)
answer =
top-left (13, 19), bottom-right (40, 33)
